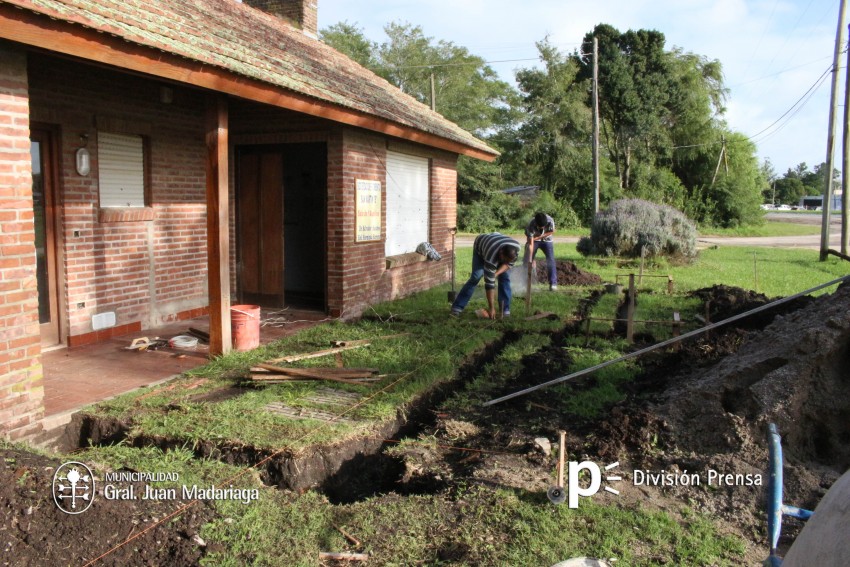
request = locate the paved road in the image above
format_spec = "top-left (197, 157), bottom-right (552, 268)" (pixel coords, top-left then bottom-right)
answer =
top-left (456, 213), bottom-right (846, 251)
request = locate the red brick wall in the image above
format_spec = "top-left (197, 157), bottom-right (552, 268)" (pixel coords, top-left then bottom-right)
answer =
top-left (27, 55), bottom-right (209, 340)
top-left (0, 46), bottom-right (43, 438)
top-left (229, 111), bottom-right (459, 318)
top-left (334, 130), bottom-right (458, 316)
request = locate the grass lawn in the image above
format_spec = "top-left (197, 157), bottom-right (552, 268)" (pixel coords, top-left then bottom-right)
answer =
top-left (697, 220), bottom-right (821, 237)
top-left (64, 243), bottom-right (848, 565)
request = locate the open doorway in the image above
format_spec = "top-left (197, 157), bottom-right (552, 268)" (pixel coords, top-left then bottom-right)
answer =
top-left (236, 143), bottom-right (327, 310)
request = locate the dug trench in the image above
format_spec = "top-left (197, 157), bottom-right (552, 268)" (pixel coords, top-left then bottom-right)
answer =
top-left (59, 328), bottom-right (539, 502)
top-left (382, 282), bottom-right (850, 562)
top-left (12, 281), bottom-right (850, 563)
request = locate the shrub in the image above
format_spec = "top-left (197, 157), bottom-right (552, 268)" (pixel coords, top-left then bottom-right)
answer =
top-left (577, 198), bottom-right (697, 259)
top-left (458, 190), bottom-right (582, 234)
top-left (457, 192), bottom-right (524, 233)
top-left (520, 191), bottom-right (582, 231)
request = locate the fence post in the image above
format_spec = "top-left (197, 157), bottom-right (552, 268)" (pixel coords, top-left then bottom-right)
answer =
top-left (667, 276), bottom-right (674, 295)
top-left (672, 311), bottom-right (681, 351)
top-left (626, 273), bottom-right (636, 343)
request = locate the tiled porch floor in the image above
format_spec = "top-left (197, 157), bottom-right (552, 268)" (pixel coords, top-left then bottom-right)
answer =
top-left (41, 308), bottom-right (330, 421)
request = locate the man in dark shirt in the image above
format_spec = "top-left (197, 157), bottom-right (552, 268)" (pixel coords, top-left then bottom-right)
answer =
top-left (525, 212), bottom-right (557, 290)
top-left (451, 233), bottom-right (521, 319)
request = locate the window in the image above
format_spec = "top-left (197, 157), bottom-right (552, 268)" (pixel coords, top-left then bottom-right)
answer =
top-left (385, 151), bottom-right (429, 256)
top-left (98, 132), bottom-right (147, 208)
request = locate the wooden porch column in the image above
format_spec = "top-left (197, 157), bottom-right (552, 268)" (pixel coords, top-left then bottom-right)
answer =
top-left (206, 94), bottom-right (232, 355)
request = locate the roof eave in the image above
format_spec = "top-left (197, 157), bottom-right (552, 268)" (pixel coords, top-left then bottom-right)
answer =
top-left (0, 4), bottom-right (499, 161)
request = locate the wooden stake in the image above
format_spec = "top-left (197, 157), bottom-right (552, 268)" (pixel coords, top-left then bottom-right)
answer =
top-left (318, 551), bottom-right (369, 562)
top-left (269, 343), bottom-right (369, 363)
top-left (626, 274), bottom-right (636, 343)
top-left (557, 430), bottom-right (566, 488)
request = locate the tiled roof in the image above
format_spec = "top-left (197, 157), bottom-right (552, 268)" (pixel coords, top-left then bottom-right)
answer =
top-left (3, 0), bottom-right (497, 157)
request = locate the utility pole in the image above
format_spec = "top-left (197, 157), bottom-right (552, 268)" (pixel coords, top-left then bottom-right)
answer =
top-left (711, 136), bottom-right (726, 186)
top-left (820, 0), bottom-right (847, 260)
top-left (592, 37), bottom-right (600, 214)
top-left (843, 23), bottom-right (850, 255)
top-left (430, 72), bottom-right (436, 111)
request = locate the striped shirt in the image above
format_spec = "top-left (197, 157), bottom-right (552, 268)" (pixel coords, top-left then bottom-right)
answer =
top-left (473, 233), bottom-right (521, 289)
top-left (525, 214), bottom-right (556, 242)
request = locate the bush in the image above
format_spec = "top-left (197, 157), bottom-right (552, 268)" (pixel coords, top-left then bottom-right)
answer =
top-left (577, 198), bottom-right (697, 259)
top-left (458, 190), bottom-right (582, 234)
top-left (522, 191), bottom-right (582, 231)
top-left (457, 192), bottom-right (524, 233)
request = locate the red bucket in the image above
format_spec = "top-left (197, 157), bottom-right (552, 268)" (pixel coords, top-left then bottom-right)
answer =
top-left (230, 305), bottom-right (260, 351)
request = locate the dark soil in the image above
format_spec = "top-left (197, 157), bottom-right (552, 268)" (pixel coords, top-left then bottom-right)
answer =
top-left (0, 448), bottom-right (215, 566)
top-left (392, 282), bottom-right (850, 563)
top-left (536, 260), bottom-right (602, 286)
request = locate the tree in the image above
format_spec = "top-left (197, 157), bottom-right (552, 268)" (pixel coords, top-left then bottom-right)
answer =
top-left (507, 40), bottom-right (597, 221)
top-left (320, 20), bottom-right (520, 202)
top-left (319, 22), bottom-right (379, 69)
top-left (577, 25), bottom-right (674, 190)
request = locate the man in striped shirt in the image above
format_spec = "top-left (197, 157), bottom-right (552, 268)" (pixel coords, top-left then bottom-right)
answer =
top-left (451, 233), bottom-right (521, 319)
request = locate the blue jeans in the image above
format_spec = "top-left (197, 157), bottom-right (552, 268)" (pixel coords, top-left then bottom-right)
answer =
top-left (525, 240), bottom-right (557, 286)
top-left (451, 251), bottom-right (511, 313)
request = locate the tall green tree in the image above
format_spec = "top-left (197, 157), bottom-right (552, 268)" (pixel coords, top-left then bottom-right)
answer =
top-left (506, 40), bottom-right (598, 221)
top-left (577, 25), bottom-right (674, 190)
top-left (320, 20), bottom-right (520, 202)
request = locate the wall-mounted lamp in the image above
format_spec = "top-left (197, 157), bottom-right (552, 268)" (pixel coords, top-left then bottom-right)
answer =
top-left (75, 134), bottom-right (90, 176)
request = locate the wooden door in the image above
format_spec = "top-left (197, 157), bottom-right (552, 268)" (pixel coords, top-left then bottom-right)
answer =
top-left (30, 127), bottom-right (61, 346)
top-left (237, 150), bottom-right (284, 306)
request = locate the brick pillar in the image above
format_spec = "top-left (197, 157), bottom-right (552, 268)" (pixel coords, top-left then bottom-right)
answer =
top-left (242, 0), bottom-right (318, 37)
top-left (0, 46), bottom-right (44, 439)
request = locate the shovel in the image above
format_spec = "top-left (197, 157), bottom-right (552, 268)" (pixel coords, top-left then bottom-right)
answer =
top-left (547, 430), bottom-right (567, 505)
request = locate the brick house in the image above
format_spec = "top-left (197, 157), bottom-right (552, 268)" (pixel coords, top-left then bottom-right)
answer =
top-left (0, 0), bottom-right (497, 438)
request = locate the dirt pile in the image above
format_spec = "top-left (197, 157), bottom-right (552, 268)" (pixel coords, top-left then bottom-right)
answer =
top-left (600, 282), bottom-right (850, 535)
top-left (689, 284), bottom-right (815, 327)
top-left (536, 260), bottom-right (602, 286)
top-left (0, 448), bottom-right (215, 566)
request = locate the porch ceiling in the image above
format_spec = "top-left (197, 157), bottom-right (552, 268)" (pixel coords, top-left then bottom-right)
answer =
top-left (0, 0), bottom-right (498, 161)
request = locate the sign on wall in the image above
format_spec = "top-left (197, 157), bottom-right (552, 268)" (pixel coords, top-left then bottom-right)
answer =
top-left (355, 179), bottom-right (382, 242)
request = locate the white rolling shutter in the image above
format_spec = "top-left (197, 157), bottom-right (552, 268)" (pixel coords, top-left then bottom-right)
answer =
top-left (98, 132), bottom-right (146, 207)
top-left (385, 151), bottom-right (429, 256)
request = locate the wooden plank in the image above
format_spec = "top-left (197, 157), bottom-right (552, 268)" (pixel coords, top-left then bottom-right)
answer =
top-left (252, 365), bottom-right (377, 378)
top-left (206, 94), bottom-right (231, 355)
top-left (256, 364), bottom-right (368, 384)
top-left (318, 552), bottom-right (369, 562)
top-left (249, 374), bottom-right (308, 382)
top-left (331, 333), bottom-right (409, 347)
top-left (269, 343), bottom-right (369, 363)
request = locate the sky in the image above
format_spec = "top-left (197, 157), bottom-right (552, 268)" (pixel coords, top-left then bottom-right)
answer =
top-left (318, 0), bottom-right (844, 177)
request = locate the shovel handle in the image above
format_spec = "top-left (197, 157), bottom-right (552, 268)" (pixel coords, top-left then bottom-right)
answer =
top-left (557, 430), bottom-right (566, 488)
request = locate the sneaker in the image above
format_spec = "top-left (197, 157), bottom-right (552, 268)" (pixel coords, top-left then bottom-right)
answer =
top-left (450, 309), bottom-right (462, 318)
top-left (549, 284), bottom-right (558, 291)
top-left (502, 310), bottom-right (511, 317)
